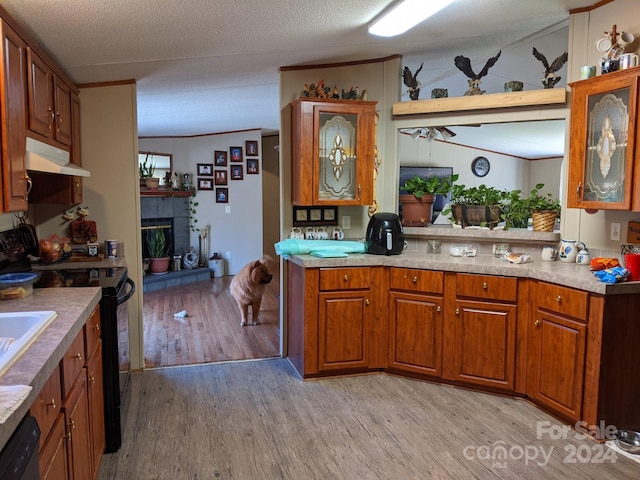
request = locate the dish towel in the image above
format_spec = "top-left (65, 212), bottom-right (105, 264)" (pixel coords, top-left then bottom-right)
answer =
top-left (275, 239), bottom-right (366, 258)
top-left (0, 385), bottom-right (32, 424)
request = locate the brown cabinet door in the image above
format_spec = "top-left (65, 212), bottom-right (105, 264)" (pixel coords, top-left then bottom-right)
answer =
top-left (61, 329), bottom-right (86, 397)
top-left (27, 47), bottom-right (55, 138)
top-left (318, 291), bottom-right (370, 371)
top-left (1, 21), bottom-right (28, 212)
top-left (290, 98), bottom-right (376, 206)
top-left (446, 299), bottom-right (517, 392)
top-left (53, 76), bottom-right (72, 145)
top-left (388, 291), bottom-right (442, 377)
top-left (30, 364), bottom-right (62, 450)
top-left (39, 413), bottom-right (69, 480)
top-left (70, 92), bottom-right (82, 204)
top-left (529, 309), bottom-right (586, 422)
top-left (87, 343), bottom-right (105, 479)
top-left (64, 371), bottom-right (92, 480)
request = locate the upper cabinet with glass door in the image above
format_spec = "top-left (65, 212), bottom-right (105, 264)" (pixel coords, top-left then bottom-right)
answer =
top-left (567, 68), bottom-right (640, 210)
top-left (290, 98), bottom-right (376, 206)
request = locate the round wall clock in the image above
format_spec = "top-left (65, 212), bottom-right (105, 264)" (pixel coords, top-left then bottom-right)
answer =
top-left (471, 156), bottom-right (490, 177)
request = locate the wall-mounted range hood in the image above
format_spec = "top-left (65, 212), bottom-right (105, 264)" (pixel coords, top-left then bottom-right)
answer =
top-left (25, 137), bottom-right (91, 177)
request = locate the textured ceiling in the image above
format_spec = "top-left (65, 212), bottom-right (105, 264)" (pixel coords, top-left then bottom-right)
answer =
top-left (1, 0), bottom-right (595, 150)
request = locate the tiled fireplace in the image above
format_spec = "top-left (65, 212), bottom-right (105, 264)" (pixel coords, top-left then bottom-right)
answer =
top-left (140, 195), bottom-right (209, 292)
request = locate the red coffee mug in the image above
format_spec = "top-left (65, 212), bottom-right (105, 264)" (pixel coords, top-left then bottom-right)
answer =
top-left (625, 253), bottom-right (640, 281)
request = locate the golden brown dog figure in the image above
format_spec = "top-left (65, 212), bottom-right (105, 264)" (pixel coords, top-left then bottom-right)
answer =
top-left (230, 257), bottom-right (273, 326)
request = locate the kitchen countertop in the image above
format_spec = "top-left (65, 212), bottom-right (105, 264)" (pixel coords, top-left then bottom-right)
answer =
top-left (0, 287), bottom-right (101, 451)
top-left (287, 251), bottom-right (640, 295)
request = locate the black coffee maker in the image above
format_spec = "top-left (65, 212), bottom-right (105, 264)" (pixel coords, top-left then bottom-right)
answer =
top-left (365, 213), bottom-right (405, 255)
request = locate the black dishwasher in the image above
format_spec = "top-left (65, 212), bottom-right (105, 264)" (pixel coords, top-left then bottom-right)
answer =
top-left (0, 415), bottom-right (40, 480)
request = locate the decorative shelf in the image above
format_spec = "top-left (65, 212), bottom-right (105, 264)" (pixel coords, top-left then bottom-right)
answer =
top-left (392, 89), bottom-right (567, 117)
top-left (140, 189), bottom-right (193, 197)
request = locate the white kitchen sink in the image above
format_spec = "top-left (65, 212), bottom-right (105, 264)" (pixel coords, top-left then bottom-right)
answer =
top-left (0, 311), bottom-right (57, 377)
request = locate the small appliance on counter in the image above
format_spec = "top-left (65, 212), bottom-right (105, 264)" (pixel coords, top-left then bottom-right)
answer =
top-left (365, 212), bottom-right (405, 255)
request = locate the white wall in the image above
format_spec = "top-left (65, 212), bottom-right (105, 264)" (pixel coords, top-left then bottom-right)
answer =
top-left (138, 131), bottom-right (263, 274)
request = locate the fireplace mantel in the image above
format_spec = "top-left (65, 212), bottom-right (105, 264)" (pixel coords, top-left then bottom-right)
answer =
top-left (140, 189), bottom-right (193, 197)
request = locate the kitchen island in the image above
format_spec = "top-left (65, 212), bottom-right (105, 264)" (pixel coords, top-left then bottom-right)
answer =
top-left (286, 250), bottom-right (640, 437)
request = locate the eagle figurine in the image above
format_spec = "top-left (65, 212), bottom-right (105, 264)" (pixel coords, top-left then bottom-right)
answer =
top-left (402, 63), bottom-right (423, 100)
top-left (454, 51), bottom-right (502, 96)
top-left (532, 47), bottom-right (568, 89)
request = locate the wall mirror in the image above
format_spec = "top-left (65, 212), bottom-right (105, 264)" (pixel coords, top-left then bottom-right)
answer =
top-left (138, 152), bottom-right (173, 185)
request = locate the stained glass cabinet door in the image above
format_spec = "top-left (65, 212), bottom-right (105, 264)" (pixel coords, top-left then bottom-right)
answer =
top-left (568, 69), bottom-right (640, 210)
top-left (291, 98), bottom-right (376, 206)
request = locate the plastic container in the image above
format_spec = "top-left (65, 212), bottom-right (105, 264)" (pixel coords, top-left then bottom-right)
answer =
top-left (0, 272), bottom-right (39, 300)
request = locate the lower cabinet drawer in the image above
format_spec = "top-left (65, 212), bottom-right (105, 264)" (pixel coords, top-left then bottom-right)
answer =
top-left (456, 273), bottom-right (517, 302)
top-left (535, 281), bottom-right (588, 321)
top-left (389, 268), bottom-right (443, 294)
top-left (319, 267), bottom-right (371, 291)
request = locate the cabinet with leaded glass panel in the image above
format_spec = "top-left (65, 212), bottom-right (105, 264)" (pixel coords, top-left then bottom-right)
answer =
top-left (568, 67), bottom-right (640, 210)
top-left (290, 98), bottom-right (376, 206)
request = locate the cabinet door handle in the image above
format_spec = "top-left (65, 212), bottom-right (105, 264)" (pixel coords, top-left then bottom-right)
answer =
top-left (343, 274), bottom-right (349, 282)
top-left (556, 295), bottom-right (562, 303)
top-left (48, 106), bottom-right (54, 128)
top-left (576, 181), bottom-right (582, 201)
top-left (44, 398), bottom-right (56, 410)
top-left (74, 352), bottom-right (83, 361)
top-left (90, 375), bottom-right (96, 384)
top-left (535, 319), bottom-right (540, 327)
top-left (412, 276), bottom-right (418, 284)
top-left (437, 305), bottom-right (441, 312)
top-left (455, 308), bottom-right (460, 315)
top-left (357, 184), bottom-right (361, 200)
top-left (365, 298), bottom-right (370, 306)
top-left (482, 282), bottom-right (488, 289)
top-left (93, 323), bottom-right (100, 333)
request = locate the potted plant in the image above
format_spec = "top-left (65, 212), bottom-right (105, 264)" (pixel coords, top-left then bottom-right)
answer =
top-left (146, 226), bottom-right (171, 273)
top-left (139, 155), bottom-right (159, 189)
top-left (399, 173), bottom-right (458, 226)
top-left (444, 183), bottom-right (509, 229)
top-left (525, 183), bottom-right (561, 232)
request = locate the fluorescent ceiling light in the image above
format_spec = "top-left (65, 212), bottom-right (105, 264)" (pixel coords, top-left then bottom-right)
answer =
top-left (369, 0), bottom-right (455, 37)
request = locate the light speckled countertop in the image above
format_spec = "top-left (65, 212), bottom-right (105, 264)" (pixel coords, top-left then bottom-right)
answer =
top-left (0, 287), bottom-right (101, 450)
top-left (287, 251), bottom-right (640, 295)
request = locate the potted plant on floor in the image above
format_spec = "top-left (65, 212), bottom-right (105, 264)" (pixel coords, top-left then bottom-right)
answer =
top-left (444, 183), bottom-right (509, 229)
top-left (399, 173), bottom-right (458, 226)
top-left (146, 226), bottom-right (171, 273)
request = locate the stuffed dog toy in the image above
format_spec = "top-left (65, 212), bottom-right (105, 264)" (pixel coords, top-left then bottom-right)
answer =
top-left (230, 257), bottom-right (273, 326)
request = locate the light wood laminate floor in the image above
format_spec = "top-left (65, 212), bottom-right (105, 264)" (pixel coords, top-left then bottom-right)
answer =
top-left (143, 271), bottom-right (280, 368)
top-left (98, 358), bottom-right (640, 480)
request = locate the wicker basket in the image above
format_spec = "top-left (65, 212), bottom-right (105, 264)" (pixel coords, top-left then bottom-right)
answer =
top-left (532, 211), bottom-right (558, 232)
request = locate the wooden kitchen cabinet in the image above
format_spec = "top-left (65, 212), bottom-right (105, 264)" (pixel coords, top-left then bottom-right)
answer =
top-left (444, 273), bottom-right (518, 392)
top-left (290, 98), bottom-right (376, 206)
top-left (0, 19), bottom-right (29, 212)
top-left (388, 268), bottom-right (444, 377)
top-left (528, 282), bottom-right (588, 423)
top-left (27, 47), bottom-right (72, 146)
top-left (30, 305), bottom-right (104, 480)
top-left (286, 262), bottom-right (386, 377)
top-left (567, 67), bottom-right (640, 210)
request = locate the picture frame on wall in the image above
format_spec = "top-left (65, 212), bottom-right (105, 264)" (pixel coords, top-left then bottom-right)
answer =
top-left (214, 169), bottom-right (227, 185)
top-left (197, 163), bottom-right (213, 176)
top-left (231, 165), bottom-right (244, 180)
top-left (197, 178), bottom-right (213, 190)
top-left (216, 187), bottom-right (229, 203)
top-left (214, 150), bottom-right (227, 166)
top-left (230, 146), bottom-right (243, 162)
top-left (247, 158), bottom-right (259, 174)
top-left (245, 140), bottom-right (258, 156)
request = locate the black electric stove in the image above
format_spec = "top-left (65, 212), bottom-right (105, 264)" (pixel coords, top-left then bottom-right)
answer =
top-left (34, 266), bottom-right (128, 291)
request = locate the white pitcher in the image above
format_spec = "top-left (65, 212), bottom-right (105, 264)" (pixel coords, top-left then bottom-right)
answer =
top-left (559, 239), bottom-right (585, 263)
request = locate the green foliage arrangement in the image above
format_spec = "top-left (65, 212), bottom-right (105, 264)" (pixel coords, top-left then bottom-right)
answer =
top-left (146, 226), bottom-right (170, 258)
top-left (139, 154), bottom-right (156, 179)
top-left (400, 174), bottom-right (459, 199)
